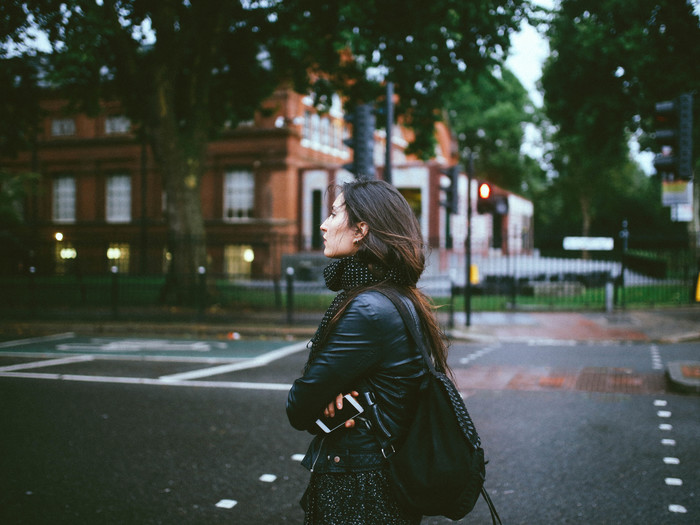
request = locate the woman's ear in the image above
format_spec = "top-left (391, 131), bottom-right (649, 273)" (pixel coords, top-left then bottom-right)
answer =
top-left (355, 222), bottom-right (369, 242)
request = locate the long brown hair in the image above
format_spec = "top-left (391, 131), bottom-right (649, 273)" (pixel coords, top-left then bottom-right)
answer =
top-left (330, 179), bottom-right (450, 374)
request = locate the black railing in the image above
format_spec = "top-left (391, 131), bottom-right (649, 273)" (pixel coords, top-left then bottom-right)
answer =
top-left (1, 253), bottom-right (697, 327)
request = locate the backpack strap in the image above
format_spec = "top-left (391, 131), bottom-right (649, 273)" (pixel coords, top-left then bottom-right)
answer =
top-left (375, 287), bottom-right (436, 374)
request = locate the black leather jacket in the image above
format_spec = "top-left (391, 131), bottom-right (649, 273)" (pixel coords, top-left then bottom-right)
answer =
top-left (287, 290), bottom-right (425, 473)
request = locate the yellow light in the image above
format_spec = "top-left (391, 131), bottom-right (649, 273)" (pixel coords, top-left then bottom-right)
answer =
top-left (55, 232), bottom-right (64, 241)
top-left (243, 248), bottom-right (255, 263)
top-left (60, 248), bottom-right (77, 260)
top-left (107, 247), bottom-right (122, 260)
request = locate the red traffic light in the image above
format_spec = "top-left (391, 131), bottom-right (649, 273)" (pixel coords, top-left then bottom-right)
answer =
top-left (478, 182), bottom-right (491, 200)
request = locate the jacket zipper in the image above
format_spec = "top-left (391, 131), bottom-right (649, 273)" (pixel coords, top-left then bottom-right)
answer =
top-left (310, 436), bottom-right (325, 473)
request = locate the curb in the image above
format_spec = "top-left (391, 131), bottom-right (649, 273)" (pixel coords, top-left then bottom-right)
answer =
top-left (666, 361), bottom-right (700, 395)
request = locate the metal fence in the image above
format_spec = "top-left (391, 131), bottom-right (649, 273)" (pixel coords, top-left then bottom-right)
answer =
top-left (0, 249), bottom-right (697, 326)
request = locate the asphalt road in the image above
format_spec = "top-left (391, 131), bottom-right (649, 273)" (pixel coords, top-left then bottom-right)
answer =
top-left (1, 335), bottom-right (698, 524)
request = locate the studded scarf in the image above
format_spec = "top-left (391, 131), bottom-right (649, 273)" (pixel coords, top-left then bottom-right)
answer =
top-left (305, 256), bottom-right (412, 371)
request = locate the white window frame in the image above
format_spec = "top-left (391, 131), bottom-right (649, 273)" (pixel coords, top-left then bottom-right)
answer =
top-left (224, 170), bottom-right (255, 220)
top-left (53, 176), bottom-right (76, 223)
top-left (51, 118), bottom-right (76, 137)
top-left (105, 116), bottom-right (131, 134)
top-left (106, 174), bottom-right (132, 223)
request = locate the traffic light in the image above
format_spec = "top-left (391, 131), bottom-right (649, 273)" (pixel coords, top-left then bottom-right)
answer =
top-left (440, 165), bottom-right (459, 214)
top-left (343, 104), bottom-right (376, 179)
top-left (653, 93), bottom-right (693, 180)
top-left (476, 182), bottom-right (508, 215)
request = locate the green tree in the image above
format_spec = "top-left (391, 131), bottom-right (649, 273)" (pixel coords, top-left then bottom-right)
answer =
top-left (446, 66), bottom-right (546, 198)
top-left (2, 0), bottom-right (529, 299)
top-left (541, 0), bottom-right (700, 240)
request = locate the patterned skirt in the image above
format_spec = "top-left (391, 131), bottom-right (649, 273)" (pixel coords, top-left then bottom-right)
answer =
top-left (301, 468), bottom-right (421, 525)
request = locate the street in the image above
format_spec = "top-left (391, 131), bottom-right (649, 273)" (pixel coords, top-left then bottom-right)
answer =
top-left (1, 334), bottom-right (698, 524)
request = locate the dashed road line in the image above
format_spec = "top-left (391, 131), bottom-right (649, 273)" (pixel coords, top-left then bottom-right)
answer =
top-left (654, 398), bottom-right (688, 521)
top-left (650, 345), bottom-right (663, 371)
top-left (459, 345), bottom-right (498, 365)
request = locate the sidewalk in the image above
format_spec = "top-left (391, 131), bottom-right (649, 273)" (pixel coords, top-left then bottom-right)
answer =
top-left (447, 307), bottom-right (700, 344)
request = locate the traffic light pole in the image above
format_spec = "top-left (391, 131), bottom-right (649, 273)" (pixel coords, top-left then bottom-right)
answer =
top-left (384, 82), bottom-right (393, 185)
top-left (465, 152), bottom-right (474, 327)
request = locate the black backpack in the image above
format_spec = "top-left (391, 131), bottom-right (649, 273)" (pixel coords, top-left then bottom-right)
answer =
top-left (367, 289), bottom-right (501, 523)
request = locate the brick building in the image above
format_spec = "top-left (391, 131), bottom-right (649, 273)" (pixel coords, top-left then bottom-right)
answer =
top-left (2, 88), bottom-right (533, 279)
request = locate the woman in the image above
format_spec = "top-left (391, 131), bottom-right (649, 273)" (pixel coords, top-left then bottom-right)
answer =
top-left (286, 180), bottom-right (450, 524)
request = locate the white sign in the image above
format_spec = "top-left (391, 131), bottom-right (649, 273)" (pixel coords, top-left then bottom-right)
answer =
top-left (671, 203), bottom-right (693, 222)
top-left (662, 180), bottom-right (692, 206)
top-left (563, 237), bottom-right (615, 251)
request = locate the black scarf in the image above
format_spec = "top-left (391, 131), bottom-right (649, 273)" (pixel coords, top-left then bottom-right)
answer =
top-left (305, 256), bottom-right (412, 369)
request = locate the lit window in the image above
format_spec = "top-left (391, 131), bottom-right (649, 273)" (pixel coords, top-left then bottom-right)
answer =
top-left (105, 116), bottom-right (130, 134)
top-left (224, 170), bottom-right (254, 220)
top-left (106, 175), bottom-right (131, 223)
top-left (107, 243), bottom-right (130, 273)
top-left (51, 118), bottom-right (76, 137)
top-left (53, 176), bottom-right (76, 223)
top-left (54, 240), bottom-right (77, 275)
top-left (224, 244), bottom-right (254, 276)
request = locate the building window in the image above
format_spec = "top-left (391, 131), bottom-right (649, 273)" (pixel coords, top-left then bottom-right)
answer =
top-left (105, 116), bottom-right (131, 134)
top-left (106, 175), bottom-right (131, 223)
top-left (224, 170), bottom-right (254, 220)
top-left (107, 243), bottom-right (130, 273)
top-left (53, 176), bottom-right (76, 223)
top-left (224, 244), bottom-right (254, 276)
top-left (51, 118), bottom-right (76, 137)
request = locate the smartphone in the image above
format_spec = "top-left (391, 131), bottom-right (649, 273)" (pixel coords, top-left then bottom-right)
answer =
top-left (315, 394), bottom-right (364, 433)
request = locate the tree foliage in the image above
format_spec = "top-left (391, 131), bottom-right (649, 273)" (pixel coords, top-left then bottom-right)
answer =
top-left (541, 0), bottom-right (700, 242)
top-left (445, 66), bottom-right (546, 197)
top-left (1, 0), bottom-right (531, 295)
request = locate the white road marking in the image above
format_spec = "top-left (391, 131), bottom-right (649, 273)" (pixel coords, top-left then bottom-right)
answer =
top-left (661, 439), bottom-right (676, 446)
top-left (657, 410), bottom-right (672, 418)
top-left (663, 457), bottom-right (680, 465)
top-left (0, 355), bottom-right (93, 372)
top-left (291, 454), bottom-right (305, 462)
top-left (0, 332), bottom-right (75, 348)
top-left (57, 339), bottom-right (215, 353)
top-left (668, 504), bottom-right (687, 513)
top-left (215, 499), bottom-right (237, 509)
top-left (159, 341), bottom-right (308, 381)
top-left (659, 424), bottom-right (673, 431)
top-left (665, 478), bottom-right (683, 486)
top-left (259, 474), bottom-right (277, 483)
top-left (0, 371), bottom-right (292, 391)
top-left (653, 400), bottom-right (667, 407)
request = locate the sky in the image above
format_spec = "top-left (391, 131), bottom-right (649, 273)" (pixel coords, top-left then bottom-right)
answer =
top-left (505, 0), bottom-right (657, 175)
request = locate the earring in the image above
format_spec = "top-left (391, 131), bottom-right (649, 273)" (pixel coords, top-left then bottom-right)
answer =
top-left (353, 239), bottom-right (359, 245)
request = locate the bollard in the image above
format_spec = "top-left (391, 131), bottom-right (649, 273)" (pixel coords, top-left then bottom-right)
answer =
top-left (197, 266), bottom-right (206, 317)
top-left (111, 266), bottom-right (119, 318)
top-left (29, 266), bottom-right (36, 316)
top-left (286, 267), bottom-right (295, 324)
top-left (605, 279), bottom-right (614, 313)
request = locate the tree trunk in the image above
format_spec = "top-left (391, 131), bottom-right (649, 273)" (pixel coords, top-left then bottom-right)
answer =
top-left (148, 77), bottom-right (208, 305)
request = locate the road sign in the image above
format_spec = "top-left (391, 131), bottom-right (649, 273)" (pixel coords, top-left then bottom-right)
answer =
top-left (562, 237), bottom-right (615, 251)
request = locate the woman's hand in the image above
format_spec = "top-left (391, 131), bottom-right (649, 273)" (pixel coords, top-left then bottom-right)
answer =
top-left (324, 391), bottom-right (360, 428)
